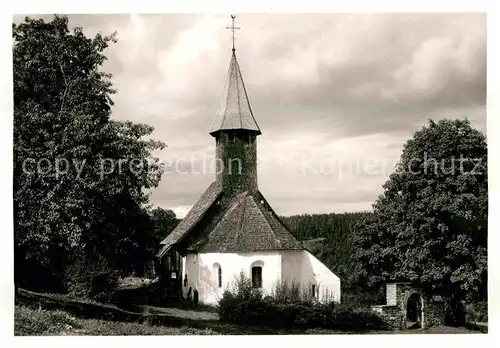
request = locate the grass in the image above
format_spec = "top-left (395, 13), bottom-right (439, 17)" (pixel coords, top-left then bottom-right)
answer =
top-left (14, 288), bottom-right (485, 335)
top-left (14, 305), bottom-right (218, 335)
top-left (14, 305), bottom-right (482, 336)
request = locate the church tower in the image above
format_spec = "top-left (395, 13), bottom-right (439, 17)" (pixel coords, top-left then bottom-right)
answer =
top-left (209, 20), bottom-right (261, 196)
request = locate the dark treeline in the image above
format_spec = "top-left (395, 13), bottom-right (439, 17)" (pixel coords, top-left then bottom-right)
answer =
top-left (281, 212), bottom-right (371, 289)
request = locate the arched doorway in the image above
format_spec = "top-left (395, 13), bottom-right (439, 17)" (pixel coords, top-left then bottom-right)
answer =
top-left (405, 292), bottom-right (424, 329)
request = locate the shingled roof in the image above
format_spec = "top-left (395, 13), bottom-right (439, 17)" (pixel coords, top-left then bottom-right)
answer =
top-left (191, 191), bottom-right (304, 253)
top-left (209, 51), bottom-right (261, 136)
top-left (157, 181), bottom-right (222, 258)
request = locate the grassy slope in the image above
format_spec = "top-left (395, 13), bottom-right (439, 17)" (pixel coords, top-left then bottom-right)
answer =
top-left (15, 305), bottom-right (480, 336)
top-left (14, 305), bottom-right (216, 335)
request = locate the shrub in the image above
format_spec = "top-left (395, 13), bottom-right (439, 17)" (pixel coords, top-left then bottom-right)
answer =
top-left (14, 305), bottom-right (81, 335)
top-left (329, 305), bottom-right (388, 331)
top-left (272, 280), bottom-right (305, 304)
top-left (465, 301), bottom-right (488, 323)
top-left (64, 257), bottom-right (119, 302)
top-left (341, 288), bottom-right (385, 308)
top-left (217, 273), bottom-right (387, 331)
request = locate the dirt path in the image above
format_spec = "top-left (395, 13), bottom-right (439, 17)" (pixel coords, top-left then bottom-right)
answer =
top-left (142, 305), bottom-right (218, 321)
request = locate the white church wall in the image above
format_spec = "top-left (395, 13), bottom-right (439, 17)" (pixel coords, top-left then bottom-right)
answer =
top-left (180, 250), bottom-right (341, 305)
top-left (302, 250), bottom-right (341, 303)
top-left (280, 250), bottom-right (341, 303)
top-left (182, 252), bottom-right (282, 305)
top-left (182, 254), bottom-right (197, 298)
top-left (281, 250), bottom-right (303, 284)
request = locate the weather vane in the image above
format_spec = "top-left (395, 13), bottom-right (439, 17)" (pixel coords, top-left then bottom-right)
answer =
top-left (226, 15), bottom-right (240, 52)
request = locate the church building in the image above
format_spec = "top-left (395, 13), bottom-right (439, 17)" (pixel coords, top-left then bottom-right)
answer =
top-left (157, 17), bottom-right (341, 305)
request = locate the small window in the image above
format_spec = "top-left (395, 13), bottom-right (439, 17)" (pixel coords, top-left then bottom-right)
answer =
top-left (251, 266), bottom-right (262, 288)
top-left (311, 284), bottom-right (316, 298)
top-left (213, 263), bottom-right (222, 288)
top-left (218, 267), bottom-right (222, 288)
top-left (227, 132), bottom-right (235, 143)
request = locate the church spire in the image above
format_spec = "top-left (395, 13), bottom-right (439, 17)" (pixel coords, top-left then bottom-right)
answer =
top-left (209, 15), bottom-right (261, 137)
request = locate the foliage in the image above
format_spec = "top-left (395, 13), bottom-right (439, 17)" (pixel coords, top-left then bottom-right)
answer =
top-left (281, 212), bottom-right (371, 291)
top-left (64, 257), bottom-right (119, 302)
top-left (14, 305), bottom-right (219, 336)
top-left (13, 15), bottom-right (166, 293)
top-left (352, 119), bottom-right (487, 323)
top-left (341, 288), bottom-right (386, 308)
top-left (148, 207), bottom-right (180, 246)
top-left (465, 301), bottom-right (488, 323)
top-left (272, 280), bottom-right (309, 304)
top-left (218, 273), bottom-right (387, 331)
top-left (15, 305), bottom-right (81, 335)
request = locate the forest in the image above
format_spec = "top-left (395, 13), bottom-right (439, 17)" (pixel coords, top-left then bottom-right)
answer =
top-left (281, 212), bottom-right (370, 290)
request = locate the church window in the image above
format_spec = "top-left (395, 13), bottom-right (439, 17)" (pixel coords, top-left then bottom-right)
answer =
top-left (311, 284), bottom-right (316, 298)
top-left (251, 266), bottom-right (263, 288)
top-left (228, 158), bottom-right (241, 174)
top-left (218, 266), bottom-right (222, 287)
top-left (213, 263), bottom-right (222, 288)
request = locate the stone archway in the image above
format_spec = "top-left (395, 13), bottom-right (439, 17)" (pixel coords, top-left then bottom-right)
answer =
top-left (405, 292), bottom-right (424, 329)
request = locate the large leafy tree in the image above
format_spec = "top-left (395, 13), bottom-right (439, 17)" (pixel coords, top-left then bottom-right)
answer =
top-left (149, 207), bottom-right (180, 245)
top-left (13, 15), bottom-right (165, 292)
top-left (353, 119), bottom-right (487, 308)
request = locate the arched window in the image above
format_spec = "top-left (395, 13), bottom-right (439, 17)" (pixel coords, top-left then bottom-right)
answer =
top-left (212, 263), bottom-right (222, 288)
top-left (250, 261), bottom-right (264, 288)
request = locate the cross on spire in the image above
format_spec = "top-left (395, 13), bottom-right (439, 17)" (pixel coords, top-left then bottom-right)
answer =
top-left (226, 15), bottom-right (240, 52)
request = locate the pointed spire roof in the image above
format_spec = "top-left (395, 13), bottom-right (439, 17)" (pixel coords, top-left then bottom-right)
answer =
top-left (209, 50), bottom-right (261, 136)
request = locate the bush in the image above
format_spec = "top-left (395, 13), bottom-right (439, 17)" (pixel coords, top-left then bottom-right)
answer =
top-left (14, 305), bottom-right (81, 335)
top-left (64, 257), bottom-right (119, 302)
top-left (329, 306), bottom-right (387, 331)
top-left (465, 301), bottom-right (488, 323)
top-left (218, 273), bottom-right (387, 331)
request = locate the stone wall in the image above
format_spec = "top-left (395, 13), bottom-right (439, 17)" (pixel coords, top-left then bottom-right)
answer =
top-left (425, 300), bottom-right (446, 327)
top-left (372, 305), bottom-right (405, 329)
top-left (372, 283), bottom-right (444, 330)
top-left (215, 130), bottom-right (258, 195)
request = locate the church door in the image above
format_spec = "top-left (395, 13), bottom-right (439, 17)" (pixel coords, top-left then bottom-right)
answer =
top-left (161, 250), bottom-right (182, 299)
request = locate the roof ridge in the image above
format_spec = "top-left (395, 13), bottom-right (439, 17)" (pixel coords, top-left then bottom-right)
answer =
top-left (258, 192), bottom-right (297, 237)
top-left (156, 181), bottom-right (222, 257)
top-left (231, 192), bottom-right (247, 248)
top-left (235, 58), bottom-right (243, 129)
top-left (254, 197), bottom-right (281, 247)
top-left (236, 57), bottom-right (260, 133)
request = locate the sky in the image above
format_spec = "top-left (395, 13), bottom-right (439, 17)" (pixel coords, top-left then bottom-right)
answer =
top-left (13, 13), bottom-right (487, 218)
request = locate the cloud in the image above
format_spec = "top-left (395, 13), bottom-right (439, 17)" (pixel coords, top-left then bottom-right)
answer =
top-left (14, 13), bottom-right (487, 217)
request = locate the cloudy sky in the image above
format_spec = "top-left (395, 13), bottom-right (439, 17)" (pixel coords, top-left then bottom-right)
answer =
top-left (14, 13), bottom-right (486, 218)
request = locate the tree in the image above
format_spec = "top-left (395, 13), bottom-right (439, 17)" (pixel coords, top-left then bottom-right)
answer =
top-left (149, 207), bottom-right (179, 244)
top-left (352, 119), bottom-right (487, 322)
top-left (13, 15), bottom-right (166, 293)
